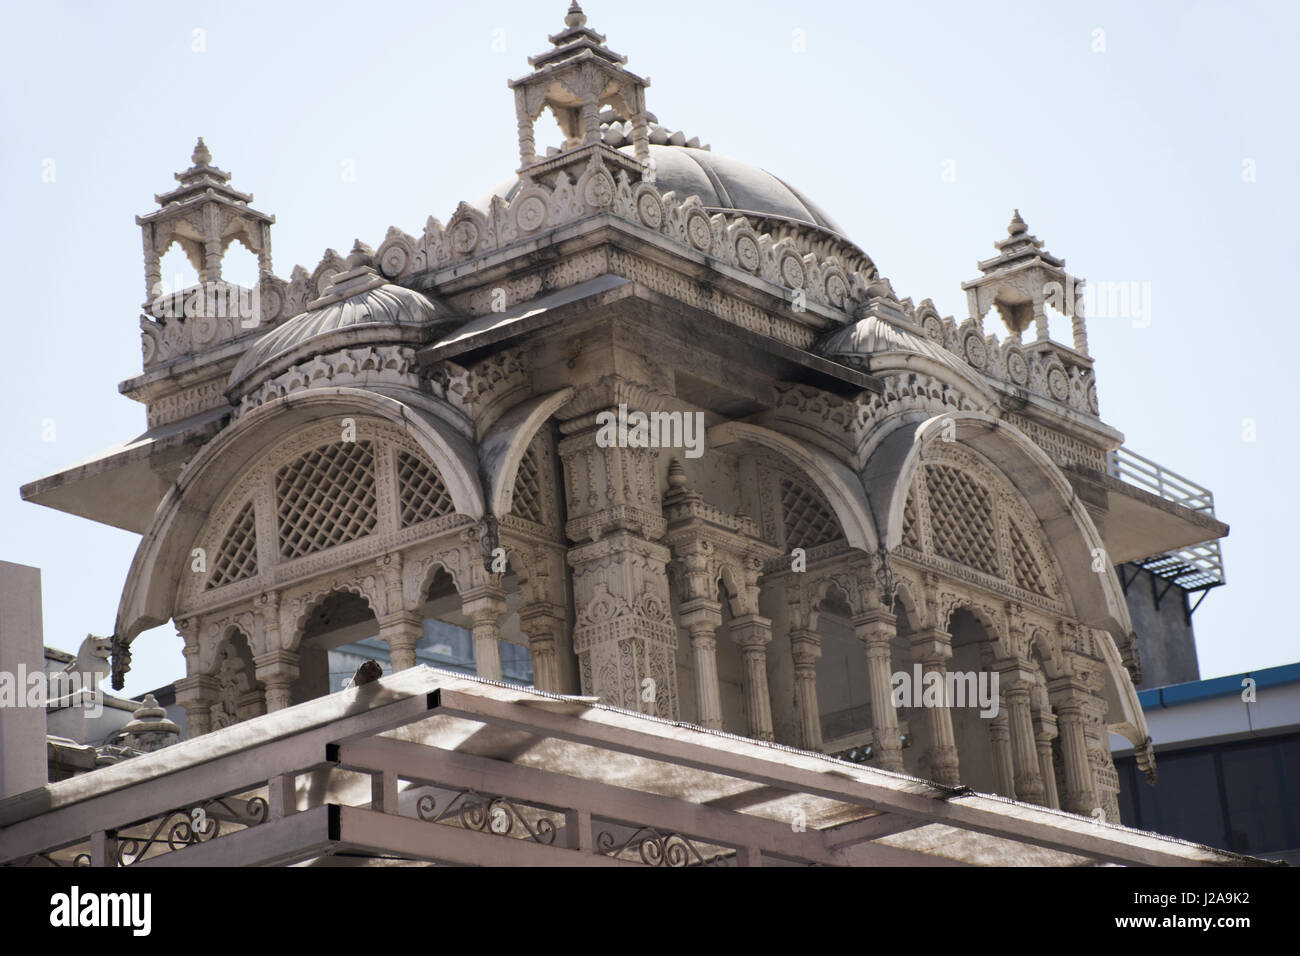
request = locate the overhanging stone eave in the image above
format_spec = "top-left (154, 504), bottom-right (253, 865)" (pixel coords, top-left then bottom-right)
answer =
top-left (19, 405), bottom-right (230, 534)
top-left (1064, 463), bottom-right (1230, 564)
top-left (416, 275), bottom-right (881, 398)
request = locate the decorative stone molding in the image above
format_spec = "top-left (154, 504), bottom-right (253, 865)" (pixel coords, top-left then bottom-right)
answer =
top-left (235, 345), bottom-right (423, 418)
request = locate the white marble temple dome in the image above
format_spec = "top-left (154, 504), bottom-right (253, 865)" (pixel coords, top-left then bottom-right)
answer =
top-left (478, 130), bottom-right (848, 240)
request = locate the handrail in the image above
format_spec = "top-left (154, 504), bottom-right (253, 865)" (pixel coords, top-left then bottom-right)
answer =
top-left (1107, 446), bottom-right (1225, 589)
top-left (1106, 447), bottom-right (1215, 514)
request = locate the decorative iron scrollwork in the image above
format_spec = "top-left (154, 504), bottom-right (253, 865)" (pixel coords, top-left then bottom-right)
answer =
top-left (114, 795), bottom-right (268, 866)
top-left (596, 827), bottom-right (715, 867)
top-left (415, 789), bottom-right (556, 845)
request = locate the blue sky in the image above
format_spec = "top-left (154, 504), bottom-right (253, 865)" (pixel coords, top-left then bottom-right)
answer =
top-left (1, 0), bottom-right (1295, 697)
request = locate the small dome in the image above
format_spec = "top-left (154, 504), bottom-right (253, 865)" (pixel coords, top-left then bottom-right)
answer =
top-left (228, 268), bottom-right (454, 396)
top-left (817, 313), bottom-right (974, 381)
top-left (477, 144), bottom-right (849, 240)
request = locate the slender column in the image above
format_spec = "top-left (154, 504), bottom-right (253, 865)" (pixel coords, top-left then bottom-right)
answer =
top-left (462, 587), bottom-right (507, 681)
top-left (1034, 709), bottom-right (1061, 809)
top-left (253, 650), bottom-right (300, 712)
top-left (173, 675), bottom-right (218, 738)
top-left (789, 627), bottom-right (822, 752)
top-left (378, 611), bottom-right (423, 671)
top-left (854, 610), bottom-right (904, 772)
top-left (909, 627), bottom-right (960, 786)
top-left (988, 705), bottom-right (1017, 798)
top-left (1049, 678), bottom-right (1099, 814)
top-left (518, 605), bottom-right (566, 693)
top-left (730, 614), bottom-right (774, 742)
top-left (581, 93), bottom-right (601, 144)
top-left (1001, 665), bottom-right (1047, 805)
top-left (679, 599), bottom-right (724, 730)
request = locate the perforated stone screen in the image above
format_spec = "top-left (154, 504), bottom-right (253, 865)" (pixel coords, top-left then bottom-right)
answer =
top-left (780, 477), bottom-right (841, 549)
top-left (397, 450), bottom-right (453, 527)
top-left (207, 500), bottom-right (257, 588)
top-left (1009, 519), bottom-right (1049, 595)
top-left (924, 464), bottom-right (999, 576)
top-left (510, 440), bottom-right (545, 525)
top-left (275, 440), bottom-right (378, 559)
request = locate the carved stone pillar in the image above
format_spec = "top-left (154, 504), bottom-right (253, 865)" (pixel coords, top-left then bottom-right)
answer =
top-left (678, 598), bottom-right (724, 730)
top-left (254, 650), bottom-right (300, 712)
top-left (173, 675), bottom-right (218, 738)
top-left (1001, 664), bottom-right (1047, 805)
top-left (518, 604), bottom-right (566, 693)
top-left (1048, 677), bottom-right (1099, 815)
top-left (461, 587), bottom-right (507, 681)
top-left (730, 615), bottom-right (774, 741)
top-left (909, 627), bottom-right (960, 786)
top-left (853, 609), bottom-right (904, 773)
top-left (789, 627), bottom-right (822, 752)
top-left (378, 611), bottom-right (423, 672)
top-left (988, 705), bottom-right (1017, 798)
top-left (1033, 708), bottom-right (1061, 809)
top-left (560, 402), bottom-right (677, 719)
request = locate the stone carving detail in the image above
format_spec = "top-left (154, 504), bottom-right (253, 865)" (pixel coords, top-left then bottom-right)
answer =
top-left (370, 152), bottom-right (876, 318)
top-left (899, 444), bottom-right (1065, 613)
top-left (181, 418), bottom-right (463, 614)
top-left (236, 345), bottom-right (422, 418)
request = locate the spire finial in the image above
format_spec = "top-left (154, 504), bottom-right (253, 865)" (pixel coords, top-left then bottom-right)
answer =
top-left (192, 137), bottom-right (211, 168)
top-left (1008, 208), bottom-right (1027, 236)
top-left (565, 1), bottom-right (587, 29)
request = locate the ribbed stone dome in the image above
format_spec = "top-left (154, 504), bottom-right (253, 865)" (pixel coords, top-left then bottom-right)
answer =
top-left (228, 266), bottom-right (453, 395)
top-left (818, 312), bottom-right (973, 380)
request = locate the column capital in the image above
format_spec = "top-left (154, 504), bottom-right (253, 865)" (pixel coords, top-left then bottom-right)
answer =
top-left (908, 627), bottom-right (952, 663)
top-left (729, 614), bottom-right (772, 649)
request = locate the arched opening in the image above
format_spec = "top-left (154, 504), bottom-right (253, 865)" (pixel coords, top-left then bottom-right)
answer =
top-left (948, 608), bottom-right (1001, 795)
top-left (409, 563), bottom-right (534, 686)
top-left (296, 591), bottom-right (378, 701)
top-left (157, 241), bottom-right (199, 294)
top-left (814, 585), bottom-right (871, 752)
top-left (220, 237), bottom-right (260, 288)
top-left (714, 581), bottom-right (747, 735)
top-left (889, 593), bottom-right (928, 778)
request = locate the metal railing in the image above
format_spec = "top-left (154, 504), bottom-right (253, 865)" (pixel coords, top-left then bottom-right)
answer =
top-left (1107, 447), bottom-right (1225, 591)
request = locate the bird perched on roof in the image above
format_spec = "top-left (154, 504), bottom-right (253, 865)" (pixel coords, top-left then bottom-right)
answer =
top-left (353, 660), bottom-right (383, 686)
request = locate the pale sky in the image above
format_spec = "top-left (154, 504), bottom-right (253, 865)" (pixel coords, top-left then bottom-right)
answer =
top-left (2, 0), bottom-right (1296, 697)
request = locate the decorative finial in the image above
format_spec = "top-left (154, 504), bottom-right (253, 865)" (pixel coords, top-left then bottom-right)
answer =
top-left (347, 239), bottom-right (375, 269)
top-left (1008, 208), bottom-right (1027, 236)
top-left (666, 458), bottom-right (687, 490)
top-left (565, 1), bottom-right (587, 29)
top-left (192, 137), bottom-right (211, 168)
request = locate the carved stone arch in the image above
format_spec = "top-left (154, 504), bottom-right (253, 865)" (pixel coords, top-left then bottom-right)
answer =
top-left (708, 421), bottom-right (878, 554)
top-left (862, 411), bottom-right (1149, 754)
top-left (283, 573), bottom-right (383, 653)
top-left (119, 387), bottom-right (485, 645)
top-left (1028, 624), bottom-right (1066, 681)
top-left (807, 574), bottom-right (856, 631)
top-left (943, 599), bottom-right (1012, 660)
top-left (891, 575), bottom-right (927, 632)
top-left (481, 388), bottom-right (573, 521)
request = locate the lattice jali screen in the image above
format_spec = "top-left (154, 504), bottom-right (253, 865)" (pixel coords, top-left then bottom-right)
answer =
top-left (397, 450), bottom-right (453, 527)
top-left (275, 440), bottom-right (378, 559)
top-left (207, 501), bottom-right (258, 588)
top-left (510, 440), bottom-right (545, 525)
top-left (780, 477), bottom-right (841, 549)
top-left (923, 464), bottom-right (999, 576)
top-left (1008, 519), bottom-right (1050, 595)
top-left (901, 488), bottom-right (920, 549)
